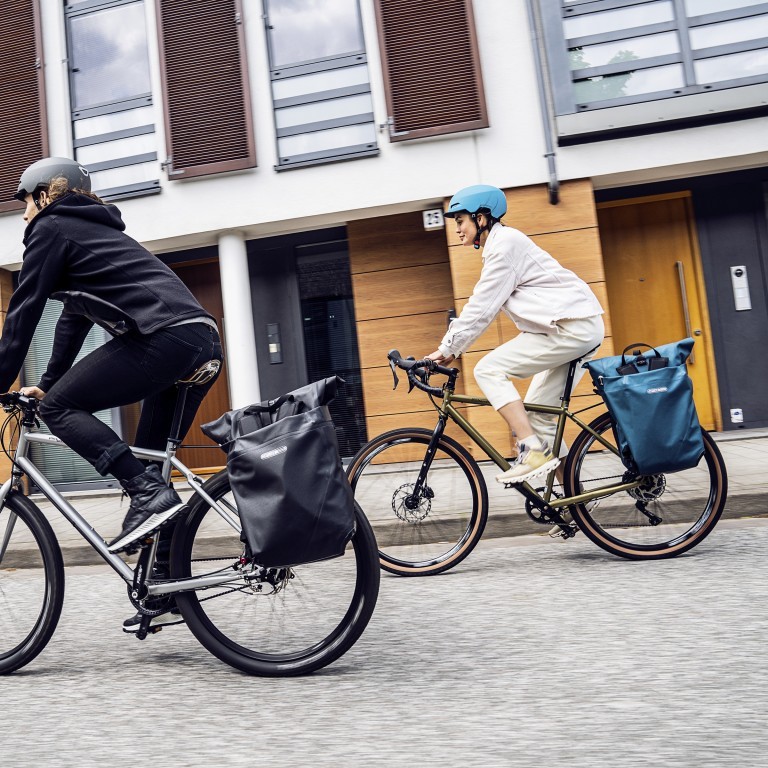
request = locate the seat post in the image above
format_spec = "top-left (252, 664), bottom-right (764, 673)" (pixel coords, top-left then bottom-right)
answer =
top-left (160, 385), bottom-right (190, 484)
top-left (168, 384), bottom-right (190, 447)
top-left (560, 360), bottom-right (579, 405)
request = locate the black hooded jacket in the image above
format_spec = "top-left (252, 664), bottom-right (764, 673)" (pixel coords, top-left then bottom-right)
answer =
top-left (0, 193), bottom-right (213, 393)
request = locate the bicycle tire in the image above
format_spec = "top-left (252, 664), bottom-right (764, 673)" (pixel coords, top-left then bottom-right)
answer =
top-left (564, 411), bottom-right (727, 560)
top-left (169, 470), bottom-right (380, 676)
top-left (346, 428), bottom-right (489, 576)
top-left (0, 491), bottom-right (65, 675)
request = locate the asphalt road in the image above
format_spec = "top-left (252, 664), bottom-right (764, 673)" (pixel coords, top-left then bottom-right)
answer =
top-left (2, 518), bottom-right (766, 768)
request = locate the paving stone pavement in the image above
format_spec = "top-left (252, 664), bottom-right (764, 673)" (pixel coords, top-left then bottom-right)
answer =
top-left (1, 518), bottom-right (766, 767)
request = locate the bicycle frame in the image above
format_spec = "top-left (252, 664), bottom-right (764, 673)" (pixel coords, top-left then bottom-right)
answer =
top-left (0, 422), bottom-right (242, 598)
top-left (429, 383), bottom-right (642, 512)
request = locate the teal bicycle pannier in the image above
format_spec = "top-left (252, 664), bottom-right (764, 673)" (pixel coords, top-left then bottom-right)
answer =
top-left (584, 339), bottom-right (705, 475)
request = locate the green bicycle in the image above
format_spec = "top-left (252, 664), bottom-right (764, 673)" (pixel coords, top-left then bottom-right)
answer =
top-left (346, 350), bottom-right (727, 576)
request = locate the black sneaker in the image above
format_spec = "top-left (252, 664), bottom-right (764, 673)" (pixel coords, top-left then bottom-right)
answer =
top-left (108, 466), bottom-right (185, 553)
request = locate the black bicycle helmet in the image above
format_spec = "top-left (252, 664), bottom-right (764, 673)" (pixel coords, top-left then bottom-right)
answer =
top-left (14, 156), bottom-right (91, 202)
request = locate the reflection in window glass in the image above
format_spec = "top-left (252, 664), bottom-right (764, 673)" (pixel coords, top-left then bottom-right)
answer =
top-left (570, 32), bottom-right (680, 69)
top-left (73, 106), bottom-right (155, 140)
top-left (88, 161), bottom-right (159, 191)
top-left (276, 94), bottom-right (373, 129)
top-left (685, 0), bottom-right (766, 14)
top-left (574, 64), bottom-right (685, 101)
top-left (689, 15), bottom-right (768, 48)
top-left (75, 134), bottom-right (157, 165)
top-left (278, 123), bottom-right (376, 158)
top-left (695, 48), bottom-right (768, 80)
top-left (69, 3), bottom-right (151, 110)
top-left (272, 65), bottom-right (370, 100)
top-left (266, 0), bottom-right (364, 68)
top-left (564, 2), bottom-right (674, 39)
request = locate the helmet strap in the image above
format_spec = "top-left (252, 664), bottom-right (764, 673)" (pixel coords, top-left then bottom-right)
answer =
top-left (471, 212), bottom-right (495, 249)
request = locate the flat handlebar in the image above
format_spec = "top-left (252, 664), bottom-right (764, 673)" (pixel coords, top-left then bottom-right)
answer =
top-left (0, 391), bottom-right (39, 412)
top-left (387, 350), bottom-right (459, 397)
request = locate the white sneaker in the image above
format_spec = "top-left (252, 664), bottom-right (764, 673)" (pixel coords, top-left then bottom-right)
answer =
top-left (496, 444), bottom-right (560, 485)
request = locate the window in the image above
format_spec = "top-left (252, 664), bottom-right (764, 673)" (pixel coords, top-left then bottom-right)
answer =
top-left (65, 0), bottom-right (160, 199)
top-left (374, 0), bottom-right (488, 141)
top-left (0, 0), bottom-right (48, 214)
top-left (155, 0), bottom-right (256, 179)
top-left (537, 0), bottom-right (768, 138)
top-left (23, 300), bottom-right (119, 489)
top-left (263, 0), bottom-right (377, 169)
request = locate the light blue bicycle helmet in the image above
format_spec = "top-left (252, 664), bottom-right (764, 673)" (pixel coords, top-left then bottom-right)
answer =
top-left (445, 184), bottom-right (507, 219)
top-left (444, 184), bottom-right (507, 248)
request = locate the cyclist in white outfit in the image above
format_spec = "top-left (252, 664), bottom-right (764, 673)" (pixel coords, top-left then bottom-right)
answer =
top-left (427, 184), bottom-right (604, 484)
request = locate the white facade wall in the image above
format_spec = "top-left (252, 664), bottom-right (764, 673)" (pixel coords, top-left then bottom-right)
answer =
top-left (0, 0), bottom-right (766, 266)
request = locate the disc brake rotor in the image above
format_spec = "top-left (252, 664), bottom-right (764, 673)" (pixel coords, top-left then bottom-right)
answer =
top-left (392, 483), bottom-right (432, 523)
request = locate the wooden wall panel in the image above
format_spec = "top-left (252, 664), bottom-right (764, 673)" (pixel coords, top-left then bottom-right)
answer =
top-left (349, 212), bottom-right (449, 274)
top-left (353, 263), bottom-right (453, 321)
top-left (349, 212), bottom-right (461, 443)
top-left (356, 312), bottom-right (449, 370)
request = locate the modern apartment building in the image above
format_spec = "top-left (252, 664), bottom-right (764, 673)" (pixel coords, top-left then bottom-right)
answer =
top-left (0, 0), bottom-right (766, 486)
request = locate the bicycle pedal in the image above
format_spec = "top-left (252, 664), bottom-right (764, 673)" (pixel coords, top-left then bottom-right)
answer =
top-left (548, 523), bottom-right (579, 539)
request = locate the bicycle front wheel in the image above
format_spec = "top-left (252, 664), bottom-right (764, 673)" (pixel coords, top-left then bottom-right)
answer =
top-left (564, 412), bottom-right (727, 559)
top-left (347, 428), bottom-right (489, 576)
top-left (0, 492), bottom-right (65, 674)
top-left (170, 470), bottom-right (380, 677)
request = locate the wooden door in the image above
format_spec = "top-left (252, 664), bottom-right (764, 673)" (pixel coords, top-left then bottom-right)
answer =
top-left (172, 260), bottom-right (230, 472)
top-left (597, 193), bottom-right (721, 431)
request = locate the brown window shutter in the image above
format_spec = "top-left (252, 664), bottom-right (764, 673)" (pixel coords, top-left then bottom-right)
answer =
top-left (374, 0), bottom-right (488, 142)
top-left (0, 0), bottom-right (48, 214)
top-left (155, 0), bottom-right (256, 179)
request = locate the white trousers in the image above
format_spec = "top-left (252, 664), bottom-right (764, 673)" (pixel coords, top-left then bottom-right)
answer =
top-left (473, 315), bottom-right (605, 456)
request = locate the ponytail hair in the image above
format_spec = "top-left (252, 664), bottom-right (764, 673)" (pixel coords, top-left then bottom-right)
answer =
top-left (46, 176), bottom-right (104, 205)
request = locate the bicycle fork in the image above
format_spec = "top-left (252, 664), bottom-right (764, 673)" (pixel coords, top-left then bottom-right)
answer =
top-left (406, 416), bottom-right (449, 505)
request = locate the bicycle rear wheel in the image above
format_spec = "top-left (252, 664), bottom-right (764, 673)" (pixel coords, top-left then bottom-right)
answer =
top-left (170, 470), bottom-right (380, 676)
top-left (564, 412), bottom-right (727, 559)
top-left (0, 492), bottom-right (65, 674)
top-left (346, 428), bottom-right (489, 576)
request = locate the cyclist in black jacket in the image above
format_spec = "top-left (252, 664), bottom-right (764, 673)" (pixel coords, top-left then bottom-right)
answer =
top-left (0, 157), bottom-right (223, 556)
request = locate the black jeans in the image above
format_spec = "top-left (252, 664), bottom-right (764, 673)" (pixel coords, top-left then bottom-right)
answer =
top-left (40, 322), bottom-right (223, 478)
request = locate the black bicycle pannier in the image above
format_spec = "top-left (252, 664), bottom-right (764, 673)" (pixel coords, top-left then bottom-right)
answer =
top-left (201, 377), bottom-right (356, 567)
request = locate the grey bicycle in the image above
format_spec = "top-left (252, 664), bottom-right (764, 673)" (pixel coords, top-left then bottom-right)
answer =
top-left (0, 369), bottom-right (379, 676)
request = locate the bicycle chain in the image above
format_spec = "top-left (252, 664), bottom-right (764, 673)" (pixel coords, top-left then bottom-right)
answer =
top-left (150, 558), bottom-right (289, 606)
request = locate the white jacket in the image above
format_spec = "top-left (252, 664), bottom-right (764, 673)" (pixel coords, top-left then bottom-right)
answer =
top-left (439, 223), bottom-right (603, 357)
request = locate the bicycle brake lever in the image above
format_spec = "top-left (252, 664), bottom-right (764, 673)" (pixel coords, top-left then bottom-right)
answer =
top-left (389, 358), bottom-right (399, 390)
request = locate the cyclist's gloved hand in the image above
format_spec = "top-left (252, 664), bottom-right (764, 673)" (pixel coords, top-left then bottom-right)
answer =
top-left (19, 386), bottom-right (46, 400)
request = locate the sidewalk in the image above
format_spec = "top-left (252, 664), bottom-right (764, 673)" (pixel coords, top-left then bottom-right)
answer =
top-left (10, 428), bottom-right (768, 561)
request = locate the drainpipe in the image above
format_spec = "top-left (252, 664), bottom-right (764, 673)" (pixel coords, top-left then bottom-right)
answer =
top-left (524, 0), bottom-right (560, 205)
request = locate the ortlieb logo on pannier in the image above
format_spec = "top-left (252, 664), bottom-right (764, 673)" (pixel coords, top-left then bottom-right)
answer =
top-left (584, 339), bottom-right (704, 475)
